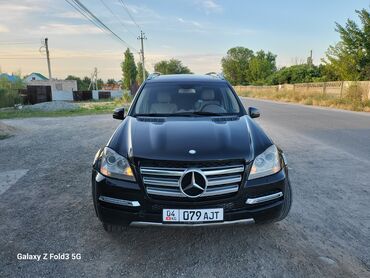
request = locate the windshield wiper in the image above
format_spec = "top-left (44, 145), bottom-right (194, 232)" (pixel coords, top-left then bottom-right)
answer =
top-left (134, 112), bottom-right (238, 117)
top-left (134, 113), bottom-right (171, 117)
top-left (172, 111), bottom-right (238, 116)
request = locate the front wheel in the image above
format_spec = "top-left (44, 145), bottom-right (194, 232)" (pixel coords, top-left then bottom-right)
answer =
top-left (255, 179), bottom-right (292, 224)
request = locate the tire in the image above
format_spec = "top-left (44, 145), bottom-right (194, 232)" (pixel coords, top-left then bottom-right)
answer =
top-left (255, 179), bottom-right (292, 224)
top-left (102, 222), bottom-right (129, 233)
top-left (276, 179), bottom-right (292, 221)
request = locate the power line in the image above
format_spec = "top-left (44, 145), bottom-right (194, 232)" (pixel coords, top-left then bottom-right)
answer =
top-left (118, 0), bottom-right (141, 30)
top-left (65, 0), bottom-right (138, 51)
top-left (72, 0), bottom-right (138, 51)
top-left (98, 0), bottom-right (137, 38)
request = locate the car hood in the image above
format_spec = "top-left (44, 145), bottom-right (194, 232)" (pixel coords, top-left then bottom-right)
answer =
top-left (108, 116), bottom-right (272, 162)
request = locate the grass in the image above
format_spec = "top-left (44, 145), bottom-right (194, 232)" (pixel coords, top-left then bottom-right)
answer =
top-left (0, 97), bottom-right (132, 119)
top-left (236, 86), bottom-right (370, 112)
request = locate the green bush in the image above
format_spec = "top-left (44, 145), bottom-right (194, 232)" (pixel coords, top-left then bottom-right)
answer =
top-left (0, 89), bottom-right (22, 108)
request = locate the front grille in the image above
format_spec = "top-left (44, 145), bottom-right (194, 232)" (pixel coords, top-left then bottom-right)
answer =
top-left (140, 162), bottom-right (245, 199)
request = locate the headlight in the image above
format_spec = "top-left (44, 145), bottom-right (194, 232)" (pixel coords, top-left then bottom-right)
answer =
top-left (100, 147), bottom-right (136, 181)
top-left (248, 145), bottom-right (281, 180)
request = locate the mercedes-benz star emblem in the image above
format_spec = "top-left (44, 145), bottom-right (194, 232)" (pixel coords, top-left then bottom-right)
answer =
top-left (179, 169), bottom-right (207, 198)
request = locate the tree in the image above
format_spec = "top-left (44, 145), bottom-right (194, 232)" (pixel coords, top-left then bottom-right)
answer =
top-left (323, 8), bottom-right (370, 80)
top-left (137, 62), bottom-right (149, 85)
top-left (121, 48), bottom-right (137, 90)
top-left (221, 47), bottom-right (254, 85)
top-left (221, 47), bottom-right (277, 85)
top-left (248, 50), bottom-right (277, 85)
top-left (154, 59), bottom-right (191, 74)
top-left (106, 78), bottom-right (117, 85)
top-left (267, 64), bottom-right (322, 85)
top-left (66, 75), bottom-right (83, 90)
top-left (97, 78), bottom-right (104, 90)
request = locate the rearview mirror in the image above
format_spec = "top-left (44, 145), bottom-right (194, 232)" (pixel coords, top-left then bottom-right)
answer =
top-left (113, 107), bottom-right (125, 120)
top-left (248, 107), bottom-right (260, 118)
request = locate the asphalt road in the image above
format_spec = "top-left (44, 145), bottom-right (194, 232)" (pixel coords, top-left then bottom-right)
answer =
top-left (1, 99), bottom-right (370, 277)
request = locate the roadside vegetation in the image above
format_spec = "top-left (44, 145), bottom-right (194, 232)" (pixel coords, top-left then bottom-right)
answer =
top-left (0, 74), bottom-right (25, 108)
top-left (237, 85), bottom-right (370, 112)
top-left (0, 96), bottom-right (132, 119)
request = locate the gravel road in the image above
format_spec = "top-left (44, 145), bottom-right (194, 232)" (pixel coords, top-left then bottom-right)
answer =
top-left (0, 99), bottom-right (369, 277)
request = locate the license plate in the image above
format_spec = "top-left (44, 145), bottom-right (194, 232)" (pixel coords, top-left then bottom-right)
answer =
top-left (163, 208), bottom-right (224, 223)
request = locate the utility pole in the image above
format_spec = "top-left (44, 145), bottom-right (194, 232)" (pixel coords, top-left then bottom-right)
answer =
top-left (307, 50), bottom-right (313, 67)
top-left (89, 67), bottom-right (98, 90)
top-left (138, 31), bottom-right (147, 81)
top-left (44, 38), bottom-right (52, 80)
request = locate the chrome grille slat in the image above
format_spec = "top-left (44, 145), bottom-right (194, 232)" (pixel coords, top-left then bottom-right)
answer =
top-left (146, 187), bottom-right (183, 197)
top-left (140, 167), bottom-right (184, 177)
top-left (143, 177), bottom-right (178, 187)
top-left (203, 185), bottom-right (239, 196)
top-left (203, 166), bottom-right (245, 176)
top-left (140, 163), bottom-right (244, 198)
top-left (207, 175), bottom-right (241, 186)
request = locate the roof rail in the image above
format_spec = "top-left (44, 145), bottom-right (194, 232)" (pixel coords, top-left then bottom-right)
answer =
top-left (205, 72), bottom-right (225, 80)
top-left (147, 72), bottom-right (161, 80)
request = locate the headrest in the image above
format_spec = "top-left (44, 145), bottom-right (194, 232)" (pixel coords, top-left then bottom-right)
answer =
top-left (157, 92), bottom-right (171, 102)
top-left (201, 89), bottom-right (215, 100)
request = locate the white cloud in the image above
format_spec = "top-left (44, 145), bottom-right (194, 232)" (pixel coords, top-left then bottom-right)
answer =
top-left (58, 11), bottom-right (84, 19)
top-left (176, 17), bottom-right (203, 29)
top-left (0, 24), bottom-right (9, 33)
top-left (0, 2), bottom-right (43, 13)
top-left (195, 0), bottom-right (222, 14)
top-left (33, 23), bottom-right (103, 35)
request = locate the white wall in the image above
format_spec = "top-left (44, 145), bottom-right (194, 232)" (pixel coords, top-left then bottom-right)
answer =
top-left (92, 90), bottom-right (123, 100)
top-left (26, 80), bottom-right (77, 101)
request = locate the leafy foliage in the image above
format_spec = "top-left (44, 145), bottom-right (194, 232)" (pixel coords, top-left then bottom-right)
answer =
top-left (121, 48), bottom-right (137, 90)
top-left (0, 74), bottom-right (24, 108)
top-left (267, 64), bottom-right (323, 85)
top-left (154, 59), bottom-right (192, 74)
top-left (66, 75), bottom-right (90, 90)
top-left (324, 8), bottom-right (370, 80)
top-left (221, 47), bottom-right (276, 85)
top-left (136, 62), bottom-right (149, 85)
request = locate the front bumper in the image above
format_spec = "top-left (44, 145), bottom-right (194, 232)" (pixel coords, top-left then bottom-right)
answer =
top-left (92, 166), bottom-right (290, 226)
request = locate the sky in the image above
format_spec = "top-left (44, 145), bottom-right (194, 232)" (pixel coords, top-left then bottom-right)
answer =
top-left (0, 0), bottom-right (368, 80)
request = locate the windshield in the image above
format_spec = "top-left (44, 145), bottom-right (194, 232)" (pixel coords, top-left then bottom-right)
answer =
top-left (132, 83), bottom-right (241, 116)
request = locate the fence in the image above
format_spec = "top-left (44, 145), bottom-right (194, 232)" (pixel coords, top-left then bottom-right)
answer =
top-left (235, 81), bottom-right (370, 100)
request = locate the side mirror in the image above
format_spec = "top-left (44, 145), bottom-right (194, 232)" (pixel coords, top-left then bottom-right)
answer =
top-left (113, 107), bottom-right (125, 120)
top-left (248, 107), bottom-right (260, 118)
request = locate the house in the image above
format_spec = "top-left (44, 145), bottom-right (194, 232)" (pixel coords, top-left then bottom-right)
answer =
top-left (0, 73), bottom-right (22, 83)
top-left (26, 79), bottom-right (78, 101)
top-left (24, 72), bottom-right (48, 82)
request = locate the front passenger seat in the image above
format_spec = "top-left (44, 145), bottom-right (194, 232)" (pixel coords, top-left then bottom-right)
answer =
top-left (150, 92), bottom-right (177, 114)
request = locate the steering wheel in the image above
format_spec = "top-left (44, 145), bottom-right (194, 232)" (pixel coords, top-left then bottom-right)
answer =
top-left (200, 104), bottom-right (227, 113)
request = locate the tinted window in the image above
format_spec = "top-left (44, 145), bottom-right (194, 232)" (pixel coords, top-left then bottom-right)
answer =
top-left (133, 83), bottom-right (241, 116)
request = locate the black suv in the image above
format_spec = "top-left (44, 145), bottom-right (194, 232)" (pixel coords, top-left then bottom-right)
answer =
top-left (92, 73), bottom-right (292, 231)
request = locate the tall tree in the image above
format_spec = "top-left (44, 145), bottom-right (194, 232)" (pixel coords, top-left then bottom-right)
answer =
top-left (137, 62), bottom-right (149, 85)
top-left (154, 59), bottom-right (192, 74)
top-left (221, 47), bottom-right (254, 85)
top-left (221, 47), bottom-right (277, 85)
top-left (121, 48), bottom-right (137, 90)
top-left (324, 8), bottom-right (370, 80)
top-left (248, 50), bottom-right (277, 85)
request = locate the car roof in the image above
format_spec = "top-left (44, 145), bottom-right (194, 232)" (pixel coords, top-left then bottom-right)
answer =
top-left (145, 74), bottom-right (227, 83)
